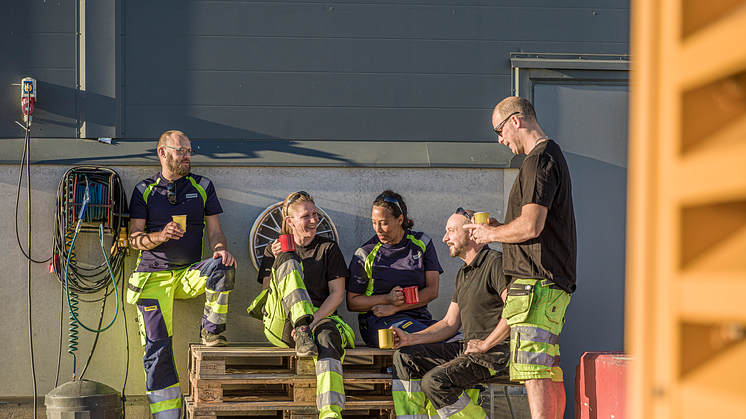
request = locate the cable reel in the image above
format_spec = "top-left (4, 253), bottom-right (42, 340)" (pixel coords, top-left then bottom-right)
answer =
top-left (52, 166), bottom-right (129, 380)
top-left (53, 167), bottom-right (129, 293)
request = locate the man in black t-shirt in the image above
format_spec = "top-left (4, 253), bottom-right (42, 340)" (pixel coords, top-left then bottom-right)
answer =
top-left (391, 209), bottom-right (510, 419)
top-left (466, 97), bottom-right (576, 419)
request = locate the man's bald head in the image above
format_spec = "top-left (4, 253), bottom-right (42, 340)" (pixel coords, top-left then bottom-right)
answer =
top-left (493, 96), bottom-right (538, 124)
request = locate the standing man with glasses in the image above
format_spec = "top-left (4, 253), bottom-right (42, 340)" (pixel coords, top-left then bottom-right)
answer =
top-left (127, 130), bottom-right (237, 419)
top-left (465, 97), bottom-right (576, 419)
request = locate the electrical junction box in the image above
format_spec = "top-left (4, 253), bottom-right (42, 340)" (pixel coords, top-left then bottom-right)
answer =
top-left (21, 77), bottom-right (36, 98)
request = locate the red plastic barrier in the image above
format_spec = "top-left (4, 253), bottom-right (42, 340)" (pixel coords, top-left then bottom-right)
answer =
top-left (575, 351), bottom-right (630, 419)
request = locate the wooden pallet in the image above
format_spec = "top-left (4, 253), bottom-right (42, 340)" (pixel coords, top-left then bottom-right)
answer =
top-left (187, 344), bottom-right (395, 419)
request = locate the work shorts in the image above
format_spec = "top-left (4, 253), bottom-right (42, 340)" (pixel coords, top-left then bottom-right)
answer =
top-left (502, 278), bottom-right (571, 382)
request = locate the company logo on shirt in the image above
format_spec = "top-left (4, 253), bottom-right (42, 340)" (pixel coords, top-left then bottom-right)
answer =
top-left (186, 193), bottom-right (198, 199)
top-left (413, 251), bottom-right (422, 260)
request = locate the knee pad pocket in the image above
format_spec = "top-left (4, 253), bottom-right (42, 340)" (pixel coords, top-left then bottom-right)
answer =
top-left (137, 299), bottom-right (169, 341)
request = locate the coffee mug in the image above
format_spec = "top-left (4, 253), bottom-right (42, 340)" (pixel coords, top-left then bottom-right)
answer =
top-left (378, 328), bottom-right (394, 349)
top-left (402, 286), bottom-right (419, 304)
top-left (473, 212), bottom-right (490, 224)
top-left (279, 234), bottom-right (296, 252)
top-left (172, 215), bottom-right (187, 232)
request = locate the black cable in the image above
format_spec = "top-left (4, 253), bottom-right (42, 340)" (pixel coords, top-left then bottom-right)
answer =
top-left (53, 167), bottom-right (128, 295)
top-left (14, 119), bottom-right (51, 264)
top-left (79, 290), bottom-right (107, 380)
top-left (21, 111), bottom-right (38, 419)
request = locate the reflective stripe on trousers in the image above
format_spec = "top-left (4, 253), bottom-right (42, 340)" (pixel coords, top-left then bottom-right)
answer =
top-left (316, 357), bottom-right (345, 419)
top-left (393, 379), bottom-right (439, 419)
top-left (147, 383), bottom-right (182, 419)
top-left (273, 258), bottom-right (315, 324)
top-left (435, 389), bottom-right (487, 419)
top-left (204, 289), bottom-right (229, 326)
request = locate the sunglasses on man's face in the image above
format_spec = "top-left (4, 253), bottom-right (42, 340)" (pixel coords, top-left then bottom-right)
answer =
top-left (167, 182), bottom-right (177, 205)
top-left (494, 112), bottom-right (520, 138)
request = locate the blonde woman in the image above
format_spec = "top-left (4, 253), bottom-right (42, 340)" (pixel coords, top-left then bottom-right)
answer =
top-left (249, 191), bottom-right (353, 419)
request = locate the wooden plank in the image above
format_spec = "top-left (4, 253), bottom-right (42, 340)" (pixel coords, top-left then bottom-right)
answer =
top-left (194, 382), bottom-right (223, 404)
top-left (191, 344), bottom-right (394, 357)
top-left (198, 360), bottom-right (227, 377)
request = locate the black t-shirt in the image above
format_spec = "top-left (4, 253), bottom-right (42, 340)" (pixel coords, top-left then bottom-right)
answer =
top-left (257, 236), bottom-right (349, 308)
top-left (452, 246), bottom-right (507, 344)
top-left (503, 139), bottom-right (577, 293)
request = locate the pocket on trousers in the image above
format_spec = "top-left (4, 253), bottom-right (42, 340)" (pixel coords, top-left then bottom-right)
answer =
top-left (503, 281), bottom-right (535, 326)
top-left (247, 289), bottom-right (269, 320)
top-left (126, 272), bottom-right (151, 304)
top-left (545, 291), bottom-right (569, 325)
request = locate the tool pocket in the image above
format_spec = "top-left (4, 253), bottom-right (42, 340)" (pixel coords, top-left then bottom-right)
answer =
top-left (545, 290), bottom-right (570, 326)
top-left (503, 280), bottom-right (535, 326)
top-left (126, 272), bottom-right (151, 304)
top-left (247, 288), bottom-right (269, 320)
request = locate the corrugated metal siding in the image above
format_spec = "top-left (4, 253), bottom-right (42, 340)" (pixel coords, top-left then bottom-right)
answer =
top-left (122, 0), bottom-right (628, 141)
top-left (0, 1), bottom-right (77, 138)
top-left (0, 0), bottom-right (629, 144)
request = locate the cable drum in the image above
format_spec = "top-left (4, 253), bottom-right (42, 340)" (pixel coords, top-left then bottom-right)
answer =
top-left (53, 166), bottom-right (129, 295)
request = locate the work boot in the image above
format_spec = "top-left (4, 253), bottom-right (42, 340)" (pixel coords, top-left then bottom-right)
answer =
top-left (294, 325), bottom-right (318, 357)
top-left (201, 328), bottom-right (227, 347)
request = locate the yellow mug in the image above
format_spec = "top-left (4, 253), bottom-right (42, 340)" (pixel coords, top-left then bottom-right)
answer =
top-left (172, 215), bottom-right (187, 232)
top-left (473, 212), bottom-right (490, 224)
top-left (378, 329), bottom-right (394, 349)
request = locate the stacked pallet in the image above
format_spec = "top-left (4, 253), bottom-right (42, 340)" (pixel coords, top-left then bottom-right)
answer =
top-left (186, 344), bottom-right (395, 419)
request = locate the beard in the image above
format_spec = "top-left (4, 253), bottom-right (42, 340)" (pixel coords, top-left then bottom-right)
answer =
top-left (167, 152), bottom-right (190, 177)
top-left (448, 239), bottom-right (467, 259)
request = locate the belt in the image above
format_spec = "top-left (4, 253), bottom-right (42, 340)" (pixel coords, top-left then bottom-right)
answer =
top-left (540, 279), bottom-right (564, 291)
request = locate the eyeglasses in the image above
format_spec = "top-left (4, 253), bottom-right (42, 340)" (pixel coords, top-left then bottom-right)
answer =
top-left (167, 182), bottom-right (177, 205)
top-left (375, 193), bottom-right (403, 216)
top-left (454, 207), bottom-right (472, 220)
top-left (493, 112), bottom-right (520, 138)
top-left (162, 145), bottom-right (196, 156)
top-left (286, 191), bottom-right (312, 213)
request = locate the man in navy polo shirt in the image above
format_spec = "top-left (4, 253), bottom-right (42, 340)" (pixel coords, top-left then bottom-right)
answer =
top-left (127, 130), bottom-right (237, 419)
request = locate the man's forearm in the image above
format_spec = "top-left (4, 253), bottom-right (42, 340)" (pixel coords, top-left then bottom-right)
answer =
top-left (408, 320), bottom-right (459, 346)
top-left (209, 231), bottom-right (228, 252)
top-left (129, 231), bottom-right (164, 250)
top-left (482, 318), bottom-right (511, 349)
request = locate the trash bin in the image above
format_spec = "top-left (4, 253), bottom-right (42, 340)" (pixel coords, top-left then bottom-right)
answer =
top-left (45, 380), bottom-right (122, 419)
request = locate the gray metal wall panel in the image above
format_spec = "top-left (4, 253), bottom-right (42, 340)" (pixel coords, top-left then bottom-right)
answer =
top-left (119, 0), bottom-right (628, 141)
top-left (79, 0), bottom-right (118, 138)
top-left (125, 1), bottom-right (628, 42)
top-left (0, 1), bottom-right (75, 32)
top-left (0, 0), bottom-right (76, 139)
top-left (0, 0), bottom-right (630, 158)
top-left (0, 34), bottom-right (76, 69)
top-left (123, 105), bottom-right (496, 141)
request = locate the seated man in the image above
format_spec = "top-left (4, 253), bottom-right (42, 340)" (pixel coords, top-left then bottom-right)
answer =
top-left (391, 208), bottom-right (510, 419)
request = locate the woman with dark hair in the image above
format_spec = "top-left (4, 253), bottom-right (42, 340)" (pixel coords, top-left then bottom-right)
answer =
top-left (248, 191), bottom-right (354, 419)
top-left (346, 190), bottom-right (442, 347)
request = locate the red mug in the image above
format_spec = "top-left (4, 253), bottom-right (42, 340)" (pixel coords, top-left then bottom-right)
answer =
top-left (402, 286), bottom-right (419, 304)
top-left (279, 234), bottom-right (296, 252)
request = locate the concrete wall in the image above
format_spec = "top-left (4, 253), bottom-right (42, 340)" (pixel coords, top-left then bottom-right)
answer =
top-left (0, 163), bottom-right (507, 398)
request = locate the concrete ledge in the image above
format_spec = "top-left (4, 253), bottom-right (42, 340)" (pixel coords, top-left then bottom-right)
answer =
top-left (0, 138), bottom-right (520, 168)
